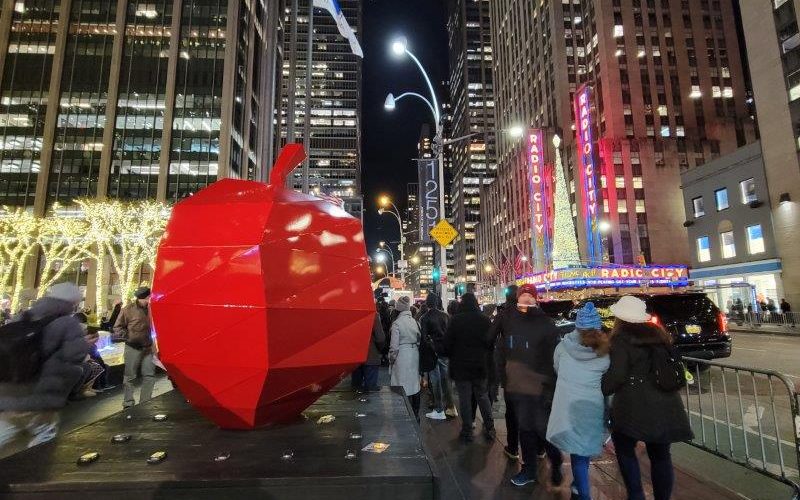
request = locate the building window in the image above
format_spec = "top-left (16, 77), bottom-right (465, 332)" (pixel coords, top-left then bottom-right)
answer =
top-left (720, 230), bottom-right (736, 259)
top-left (697, 236), bottom-right (711, 262)
top-left (746, 225), bottom-right (765, 254)
top-left (740, 178), bottom-right (757, 204)
top-left (617, 200), bottom-right (628, 213)
top-left (715, 188), bottom-right (729, 211)
top-left (692, 196), bottom-right (705, 217)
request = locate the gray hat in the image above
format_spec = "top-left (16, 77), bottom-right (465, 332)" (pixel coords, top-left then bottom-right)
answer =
top-left (134, 287), bottom-right (152, 300)
top-left (46, 283), bottom-right (82, 306)
top-left (395, 296), bottom-right (411, 312)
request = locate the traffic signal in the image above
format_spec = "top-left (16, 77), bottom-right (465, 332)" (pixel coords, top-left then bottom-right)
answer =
top-left (432, 267), bottom-right (441, 282)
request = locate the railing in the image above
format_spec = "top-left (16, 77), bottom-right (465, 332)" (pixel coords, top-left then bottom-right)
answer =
top-left (727, 312), bottom-right (800, 331)
top-left (683, 356), bottom-right (800, 498)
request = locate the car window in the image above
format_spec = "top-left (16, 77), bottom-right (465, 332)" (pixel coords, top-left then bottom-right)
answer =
top-left (646, 294), bottom-right (719, 322)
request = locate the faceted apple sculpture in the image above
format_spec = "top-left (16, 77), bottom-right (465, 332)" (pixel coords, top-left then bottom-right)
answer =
top-left (151, 144), bottom-right (374, 429)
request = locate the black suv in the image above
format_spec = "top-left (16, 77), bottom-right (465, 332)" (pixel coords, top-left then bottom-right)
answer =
top-left (570, 293), bottom-right (732, 360)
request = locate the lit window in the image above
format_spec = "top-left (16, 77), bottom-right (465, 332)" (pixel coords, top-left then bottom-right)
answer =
top-left (660, 126), bottom-right (670, 137)
top-left (697, 236), bottom-right (711, 263)
top-left (614, 25), bottom-right (624, 37)
top-left (676, 126), bottom-right (685, 137)
top-left (720, 231), bottom-right (736, 259)
top-left (740, 178), bottom-right (757, 204)
top-left (693, 196), bottom-right (705, 217)
top-left (603, 199), bottom-right (609, 213)
top-left (715, 188), bottom-right (729, 211)
top-left (723, 87), bottom-right (733, 98)
top-left (712, 86), bottom-right (721, 98)
top-left (747, 225), bottom-right (765, 254)
top-left (617, 200), bottom-right (628, 213)
top-left (689, 86), bottom-right (702, 99)
top-left (633, 177), bottom-right (643, 189)
top-left (601, 175), bottom-right (607, 188)
top-left (657, 105), bottom-right (668, 116)
top-left (615, 176), bottom-right (625, 188)
top-left (635, 200), bottom-right (646, 213)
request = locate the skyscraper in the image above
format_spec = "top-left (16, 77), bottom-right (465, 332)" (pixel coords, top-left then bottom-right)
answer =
top-left (481, 0), bottom-right (755, 280)
top-left (279, 0), bottom-right (362, 217)
top-left (409, 124), bottom-right (435, 295)
top-left (0, 0), bottom-right (285, 214)
top-left (738, 0), bottom-right (800, 304)
top-left (445, 0), bottom-right (495, 290)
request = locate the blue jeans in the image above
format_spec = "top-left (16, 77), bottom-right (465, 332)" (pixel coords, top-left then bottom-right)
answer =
top-left (571, 454), bottom-right (591, 500)
top-left (350, 364), bottom-right (379, 391)
top-left (428, 358), bottom-right (454, 412)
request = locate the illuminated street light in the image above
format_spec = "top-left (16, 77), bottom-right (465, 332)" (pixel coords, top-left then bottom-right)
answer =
top-left (391, 37), bottom-right (408, 57)
top-left (375, 265), bottom-right (385, 275)
top-left (552, 134), bottom-right (562, 148)
top-left (599, 220), bottom-right (612, 233)
top-left (411, 255), bottom-right (420, 265)
top-left (484, 263), bottom-right (494, 273)
top-left (508, 125), bottom-right (524, 139)
top-left (384, 93), bottom-right (396, 111)
top-left (379, 195), bottom-right (391, 208)
top-left (376, 253), bottom-right (386, 263)
top-left (379, 241), bottom-right (386, 248)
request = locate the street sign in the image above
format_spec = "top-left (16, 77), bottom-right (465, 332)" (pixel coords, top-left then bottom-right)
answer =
top-left (440, 275), bottom-right (448, 284)
top-left (397, 259), bottom-right (408, 270)
top-left (430, 219), bottom-right (459, 247)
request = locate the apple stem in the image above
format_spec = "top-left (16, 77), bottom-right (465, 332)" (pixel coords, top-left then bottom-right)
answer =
top-left (269, 143), bottom-right (308, 186)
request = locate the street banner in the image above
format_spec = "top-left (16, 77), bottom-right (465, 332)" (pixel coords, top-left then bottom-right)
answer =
top-left (417, 159), bottom-right (440, 244)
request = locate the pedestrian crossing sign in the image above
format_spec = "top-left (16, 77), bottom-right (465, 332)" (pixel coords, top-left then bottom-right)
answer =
top-left (430, 219), bottom-right (459, 247)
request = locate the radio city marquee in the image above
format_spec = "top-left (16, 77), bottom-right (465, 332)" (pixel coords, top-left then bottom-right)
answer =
top-left (517, 265), bottom-right (689, 291)
top-left (527, 128), bottom-right (551, 269)
top-left (574, 85), bottom-right (603, 264)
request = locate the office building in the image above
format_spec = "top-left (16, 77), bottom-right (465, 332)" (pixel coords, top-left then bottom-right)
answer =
top-left (681, 142), bottom-right (782, 305)
top-left (0, 0), bottom-right (284, 213)
top-left (481, 0), bottom-right (756, 285)
top-left (445, 0), bottom-right (495, 290)
top-left (738, 0), bottom-right (800, 304)
top-left (279, 0), bottom-right (362, 217)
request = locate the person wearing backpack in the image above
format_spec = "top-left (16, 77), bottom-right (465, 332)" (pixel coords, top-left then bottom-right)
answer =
top-left (441, 293), bottom-right (495, 442)
top-left (0, 283), bottom-right (89, 458)
top-left (602, 296), bottom-right (693, 500)
top-left (419, 293), bottom-right (455, 421)
top-left (115, 287), bottom-right (154, 409)
top-left (546, 302), bottom-right (610, 500)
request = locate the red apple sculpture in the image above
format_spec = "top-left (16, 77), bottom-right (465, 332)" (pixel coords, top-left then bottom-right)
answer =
top-left (151, 144), bottom-right (374, 429)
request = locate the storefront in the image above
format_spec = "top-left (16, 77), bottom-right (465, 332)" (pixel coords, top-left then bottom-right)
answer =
top-left (690, 258), bottom-right (783, 310)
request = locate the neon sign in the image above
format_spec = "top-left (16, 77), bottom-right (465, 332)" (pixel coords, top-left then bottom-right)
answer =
top-left (527, 129), bottom-right (550, 270)
top-left (574, 86), bottom-right (602, 264)
top-left (516, 265), bottom-right (689, 291)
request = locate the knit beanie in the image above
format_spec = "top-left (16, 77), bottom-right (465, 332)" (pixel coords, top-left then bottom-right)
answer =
top-left (576, 302), bottom-right (603, 330)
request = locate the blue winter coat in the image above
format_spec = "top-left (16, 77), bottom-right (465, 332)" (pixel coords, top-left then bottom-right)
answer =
top-left (546, 330), bottom-right (610, 457)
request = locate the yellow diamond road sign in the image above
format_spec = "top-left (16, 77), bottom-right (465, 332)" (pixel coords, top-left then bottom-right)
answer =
top-left (430, 219), bottom-right (460, 247)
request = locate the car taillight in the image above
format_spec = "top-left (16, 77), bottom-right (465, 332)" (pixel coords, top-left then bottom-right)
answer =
top-left (718, 312), bottom-right (728, 333)
top-left (650, 315), bottom-right (661, 326)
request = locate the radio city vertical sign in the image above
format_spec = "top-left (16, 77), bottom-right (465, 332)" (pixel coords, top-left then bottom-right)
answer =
top-left (574, 85), bottom-right (602, 264)
top-left (417, 159), bottom-right (440, 244)
top-left (527, 129), bottom-right (550, 271)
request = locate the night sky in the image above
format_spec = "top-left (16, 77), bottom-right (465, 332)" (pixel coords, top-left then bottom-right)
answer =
top-left (361, 0), bottom-right (448, 259)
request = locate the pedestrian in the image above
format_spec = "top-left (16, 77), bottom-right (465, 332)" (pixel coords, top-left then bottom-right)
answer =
top-left (442, 293), bottom-right (496, 442)
top-left (416, 302), bottom-right (429, 321)
top-left (547, 302), bottom-right (610, 500)
top-left (602, 296), bottom-right (693, 500)
top-left (102, 300), bottom-right (122, 332)
top-left (69, 313), bottom-right (106, 399)
top-left (781, 298), bottom-right (795, 327)
top-left (493, 283), bottom-right (564, 487)
top-left (351, 306), bottom-right (386, 393)
top-left (0, 283), bottom-right (89, 459)
top-left (389, 296), bottom-right (422, 420)
top-left (447, 299), bottom-right (459, 317)
top-left (420, 293), bottom-right (457, 420)
top-left (492, 285), bottom-right (520, 461)
top-left (114, 286), bottom-right (155, 409)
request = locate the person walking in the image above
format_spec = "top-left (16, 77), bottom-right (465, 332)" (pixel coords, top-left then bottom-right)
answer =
top-left (781, 298), bottom-right (794, 326)
top-left (602, 296), bottom-right (693, 500)
top-left (420, 293), bottom-right (456, 420)
top-left (0, 283), bottom-right (89, 458)
top-left (351, 308), bottom-right (386, 392)
top-left (492, 285), bottom-right (521, 461)
top-left (389, 296), bottom-right (422, 420)
top-left (547, 303), bottom-right (610, 500)
top-left (114, 287), bottom-right (155, 409)
top-left (492, 284), bottom-right (564, 487)
top-left (442, 293), bottom-right (496, 442)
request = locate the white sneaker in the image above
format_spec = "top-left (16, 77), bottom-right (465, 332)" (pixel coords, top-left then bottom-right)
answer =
top-left (425, 410), bottom-right (447, 420)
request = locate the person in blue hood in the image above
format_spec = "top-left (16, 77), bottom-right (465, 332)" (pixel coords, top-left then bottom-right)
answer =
top-left (546, 302), bottom-right (610, 500)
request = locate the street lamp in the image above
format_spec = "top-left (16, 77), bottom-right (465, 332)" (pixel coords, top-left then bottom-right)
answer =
top-left (599, 220), bottom-right (612, 233)
top-left (377, 195), bottom-right (407, 281)
top-left (375, 265), bottom-right (385, 276)
top-left (411, 255), bottom-right (420, 265)
top-left (376, 248), bottom-right (395, 276)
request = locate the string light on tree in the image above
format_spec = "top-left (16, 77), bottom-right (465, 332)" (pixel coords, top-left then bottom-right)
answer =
top-left (549, 134), bottom-right (581, 270)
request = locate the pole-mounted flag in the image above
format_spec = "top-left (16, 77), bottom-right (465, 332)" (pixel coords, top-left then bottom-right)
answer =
top-left (313, 0), bottom-right (363, 58)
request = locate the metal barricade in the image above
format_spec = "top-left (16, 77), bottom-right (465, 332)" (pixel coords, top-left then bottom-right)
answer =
top-left (683, 356), bottom-right (800, 497)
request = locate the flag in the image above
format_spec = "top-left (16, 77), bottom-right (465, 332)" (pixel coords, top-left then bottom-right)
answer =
top-left (312, 0), bottom-right (363, 58)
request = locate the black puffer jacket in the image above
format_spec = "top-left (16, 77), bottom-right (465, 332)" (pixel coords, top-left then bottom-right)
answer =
top-left (442, 305), bottom-right (493, 381)
top-left (602, 323), bottom-right (694, 444)
top-left (491, 306), bottom-right (560, 397)
top-left (420, 308), bottom-right (448, 355)
top-left (0, 297), bottom-right (88, 411)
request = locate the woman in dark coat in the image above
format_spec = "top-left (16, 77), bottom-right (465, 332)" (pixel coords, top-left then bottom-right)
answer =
top-left (442, 293), bottom-right (496, 442)
top-left (602, 296), bottom-right (693, 500)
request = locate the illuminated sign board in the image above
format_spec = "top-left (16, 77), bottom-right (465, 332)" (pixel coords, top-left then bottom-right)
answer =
top-left (417, 159), bottom-right (440, 244)
top-left (527, 129), bottom-right (550, 270)
top-left (574, 86), bottom-right (602, 264)
top-left (516, 265), bottom-right (689, 291)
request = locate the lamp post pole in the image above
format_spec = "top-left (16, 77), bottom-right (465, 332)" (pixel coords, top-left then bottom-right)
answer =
top-left (378, 200), bottom-right (406, 282)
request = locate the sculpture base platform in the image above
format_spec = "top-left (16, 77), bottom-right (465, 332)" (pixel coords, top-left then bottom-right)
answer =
top-left (0, 387), bottom-right (438, 500)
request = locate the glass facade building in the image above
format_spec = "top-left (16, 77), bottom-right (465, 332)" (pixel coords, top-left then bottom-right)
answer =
top-left (0, 0), bottom-right (284, 214)
top-left (279, 0), bottom-right (362, 218)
